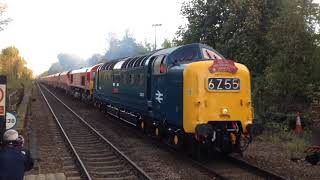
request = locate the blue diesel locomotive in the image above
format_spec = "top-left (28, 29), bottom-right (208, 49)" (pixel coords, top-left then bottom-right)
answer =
top-left (93, 43), bottom-right (254, 155)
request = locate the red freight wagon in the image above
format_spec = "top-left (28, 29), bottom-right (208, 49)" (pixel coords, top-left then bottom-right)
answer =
top-left (41, 73), bottom-right (58, 87)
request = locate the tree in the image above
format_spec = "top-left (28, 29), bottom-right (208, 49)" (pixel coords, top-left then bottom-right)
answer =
top-left (262, 0), bottom-right (320, 117)
top-left (143, 40), bottom-right (153, 52)
top-left (0, 46), bottom-right (33, 80)
top-left (38, 71), bottom-right (48, 78)
top-left (175, 0), bottom-right (232, 48)
top-left (162, 39), bottom-right (173, 48)
top-left (177, 0), bottom-right (320, 123)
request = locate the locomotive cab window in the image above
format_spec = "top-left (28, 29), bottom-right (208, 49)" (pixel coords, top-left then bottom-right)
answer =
top-left (153, 55), bottom-right (167, 75)
top-left (81, 76), bottom-right (85, 86)
top-left (202, 48), bottom-right (223, 60)
top-left (171, 46), bottom-right (201, 64)
top-left (70, 74), bottom-right (73, 84)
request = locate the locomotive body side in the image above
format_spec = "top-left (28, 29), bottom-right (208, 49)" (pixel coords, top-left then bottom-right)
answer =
top-left (70, 68), bottom-right (89, 91)
top-left (94, 57), bottom-right (151, 124)
top-left (93, 43), bottom-right (254, 153)
top-left (88, 63), bottom-right (102, 96)
top-left (40, 43), bottom-right (255, 154)
top-left (59, 71), bottom-right (71, 92)
top-left (69, 64), bottom-right (102, 100)
top-left (50, 73), bottom-right (59, 88)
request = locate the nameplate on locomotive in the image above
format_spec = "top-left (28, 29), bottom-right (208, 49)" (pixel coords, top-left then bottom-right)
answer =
top-left (209, 59), bottom-right (238, 74)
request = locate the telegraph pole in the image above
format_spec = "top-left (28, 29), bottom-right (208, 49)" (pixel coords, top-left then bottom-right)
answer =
top-left (152, 24), bottom-right (162, 50)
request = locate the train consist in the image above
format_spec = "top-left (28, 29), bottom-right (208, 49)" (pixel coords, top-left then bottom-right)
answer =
top-left (41, 43), bottom-right (255, 156)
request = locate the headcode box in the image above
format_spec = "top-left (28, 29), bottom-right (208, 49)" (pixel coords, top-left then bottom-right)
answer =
top-left (0, 76), bottom-right (6, 144)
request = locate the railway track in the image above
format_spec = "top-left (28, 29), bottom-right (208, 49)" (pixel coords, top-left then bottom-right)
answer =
top-left (40, 83), bottom-right (287, 180)
top-left (190, 155), bottom-right (287, 180)
top-left (38, 83), bottom-right (152, 180)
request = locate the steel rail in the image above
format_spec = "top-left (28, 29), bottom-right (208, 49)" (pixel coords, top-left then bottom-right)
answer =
top-left (105, 110), bottom-right (287, 180)
top-left (40, 83), bottom-right (287, 180)
top-left (37, 83), bottom-right (92, 180)
top-left (39, 83), bottom-right (152, 180)
top-left (97, 102), bottom-right (287, 179)
top-left (226, 155), bottom-right (287, 180)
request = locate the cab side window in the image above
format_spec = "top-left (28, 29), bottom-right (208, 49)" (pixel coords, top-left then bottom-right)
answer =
top-left (202, 48), bottom-right (223, 60)
top-left (70, 74), bottom-right (73, 84)
top-left (153, 55), bottom-right (167, 75)
top-left (172, 46), bottom-right (201, 63)
top-left (81, 76), bottom-right (85, 86)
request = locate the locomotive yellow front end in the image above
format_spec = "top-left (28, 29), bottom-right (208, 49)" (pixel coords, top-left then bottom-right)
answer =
top-left (183, 59), bottom-right (254, 152)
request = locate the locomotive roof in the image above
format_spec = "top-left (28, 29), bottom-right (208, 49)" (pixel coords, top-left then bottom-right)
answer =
top-left (52, 73), bottom-right (60, 77)
top-left (70, 63), bottom-right (103, 74)
top-left (60, 70), bottom-right (71, 75)
top-left (70, 67), bottom-right (89, 74)
top-left (152, 46), bottom-right (179, 56)
top-left (99, 43), bottom-right (219, 71)
top-left (152, 43), bottom-right (215, 56)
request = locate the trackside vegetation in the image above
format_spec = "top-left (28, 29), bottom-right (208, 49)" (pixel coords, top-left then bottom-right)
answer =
top-left (175, 0), bottom-right (320, 126)
top-left (0, 47), bottom-right (33, 89)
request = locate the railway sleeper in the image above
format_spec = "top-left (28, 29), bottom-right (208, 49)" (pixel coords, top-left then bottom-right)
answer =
top-left (86, 160), bottom-right (123, 166)
top-left (89, 165), bottom-right (125, 171)
top-left (82, 156), bottom-right (118, 162)
top-left (90, 169), bottom-right (132, 176)
top-left (80, 153), bottom-right (115, 159)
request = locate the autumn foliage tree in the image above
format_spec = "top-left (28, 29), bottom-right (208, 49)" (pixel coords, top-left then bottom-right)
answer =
top-left (0, 5), bottom-right (31, 85)
top-left (0, 46), bottom-right (33, 81)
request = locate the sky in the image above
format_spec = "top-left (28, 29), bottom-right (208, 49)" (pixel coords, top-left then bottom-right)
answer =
top-left (0, 0), bottom-right (187, 75)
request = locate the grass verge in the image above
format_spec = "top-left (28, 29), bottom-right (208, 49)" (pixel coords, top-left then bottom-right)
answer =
top-left (258, 122), bottom-right (312, 159)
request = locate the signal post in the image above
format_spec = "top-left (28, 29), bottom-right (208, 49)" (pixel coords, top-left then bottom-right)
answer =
top-left (0, 76), bottom-right (6, 144)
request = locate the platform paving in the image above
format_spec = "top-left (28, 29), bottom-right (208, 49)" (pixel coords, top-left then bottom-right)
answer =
top-left (24, 173), bottom-right (66, 180)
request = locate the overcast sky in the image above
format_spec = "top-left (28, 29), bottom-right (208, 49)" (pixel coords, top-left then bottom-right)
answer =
top-left (0, 0), bottom-right (186, 75)
top-left (1, 0), bottom-right (320, 76)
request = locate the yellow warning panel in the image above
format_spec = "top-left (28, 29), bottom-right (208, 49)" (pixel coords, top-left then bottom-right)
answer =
top-left (183, 60), bottom-right (253, 133)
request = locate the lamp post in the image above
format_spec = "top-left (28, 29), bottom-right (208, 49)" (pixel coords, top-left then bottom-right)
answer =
top-left (152, 24), bottom-right (162, 50)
